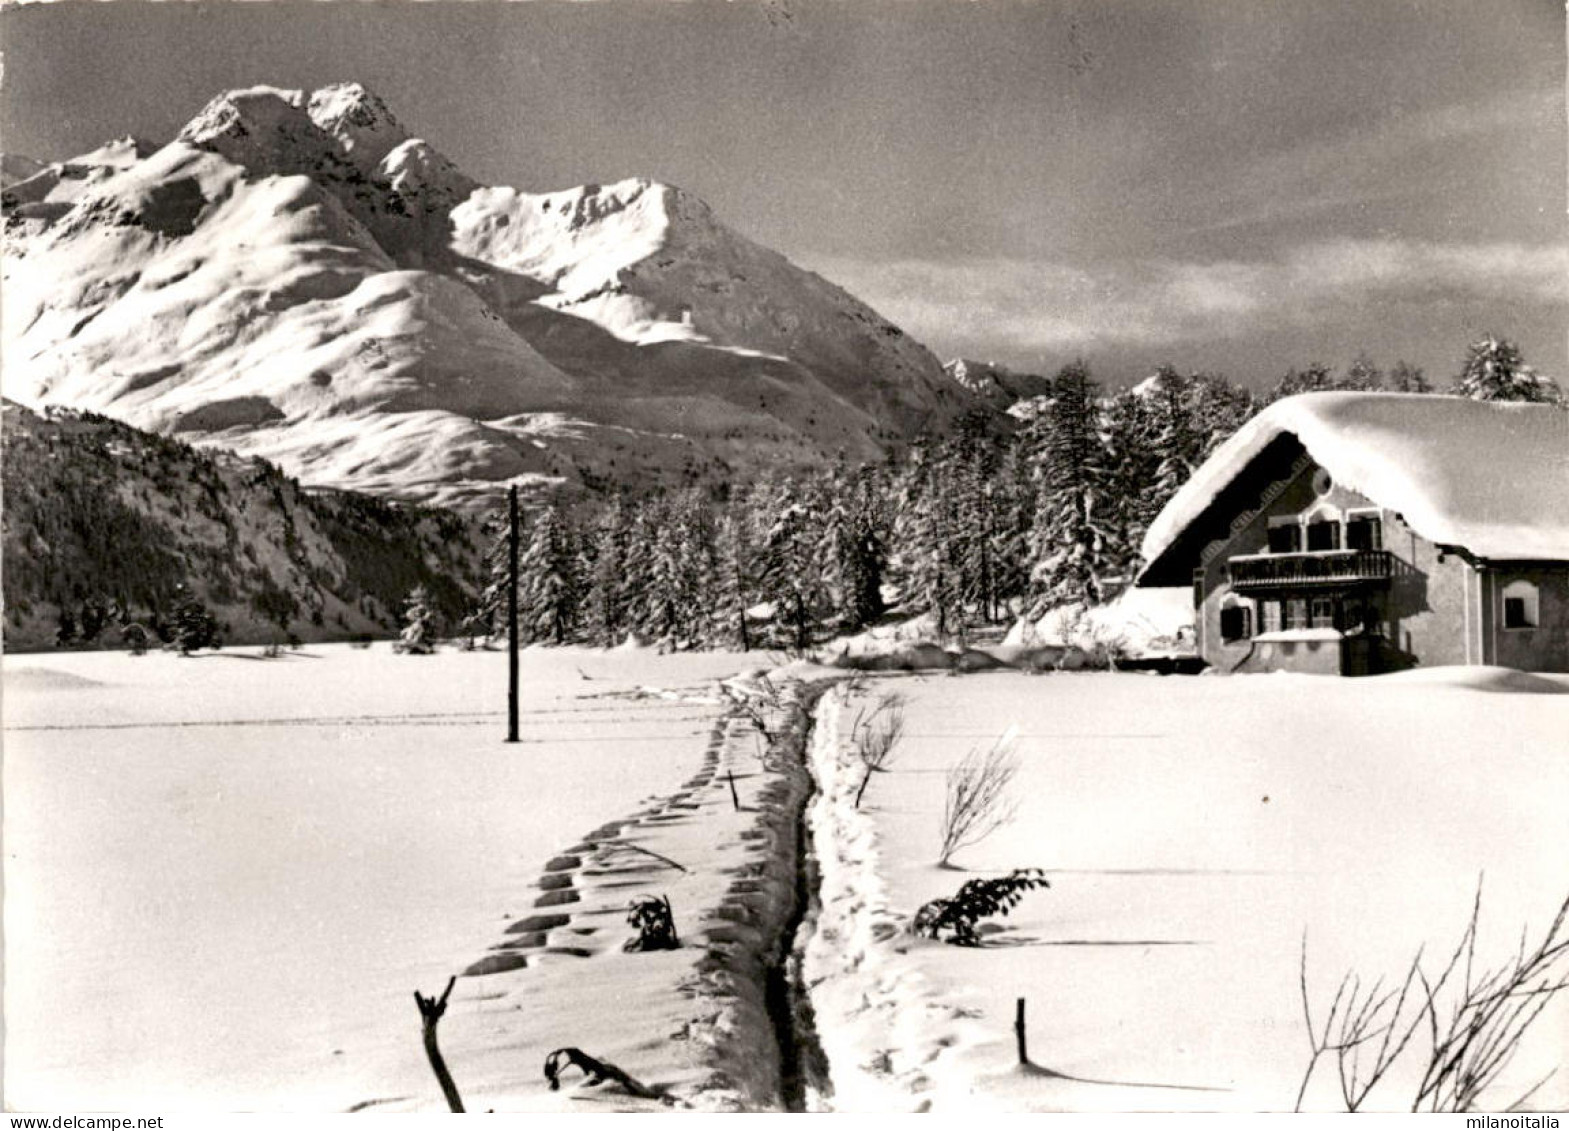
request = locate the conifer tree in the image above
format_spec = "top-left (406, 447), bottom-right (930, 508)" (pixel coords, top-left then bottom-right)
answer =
top-left (1388, 359), bottom-right (1432, 393)
top-left (1453, 335), bottom-right (1560, 403)
top-left (987, 437), bottom-right (1035, 620)
top-left (171, 586), bottom-right (221, 655)
top-left (1028, 359), bottom-right (1109, 613)
top-left (714, 502), bottom-right (756, 651)
top-left (396, 584), bottom-right (438, 654)
top-left (463, 507), bottom-right (510, 646)
top-left (517, 504), bottom-right (579, 644)
top-left (585, 494), bottom-right (633, 648)
top-left (1100, 387), bottom-right (1161, 580)
top-left (1344, 353), bottom-right (1384, 392)
top-left (893, 441), bottom-right (961, 635)
top-left (755, 484), bottom-right (824, 651)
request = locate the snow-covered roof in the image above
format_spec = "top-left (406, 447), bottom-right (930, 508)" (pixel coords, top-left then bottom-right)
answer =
top-left (1141, 393), bottom-right (1569, 570)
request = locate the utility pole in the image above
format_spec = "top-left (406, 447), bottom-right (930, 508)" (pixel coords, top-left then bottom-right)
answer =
top-left (507, 483), bottom-right (520, 743)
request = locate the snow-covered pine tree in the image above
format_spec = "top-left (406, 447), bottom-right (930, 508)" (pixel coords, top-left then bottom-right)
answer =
top-left (620, 502), bottom-right (661, 644)
top-left (462, 506), bottom-right (510, 646)
top-left (1452, 335), bottom-right (1561, 403)
top-left (754, 481), bottom-right (826, 652)
top-left (714, 499), bottom-right (756, 651)
top-left (1268, 363), bottom-right (1337, 401)
top-left (1027, 359), bottom-right (1109, 614)
top-left (1387, 359), bottom-right (1432, 393)
top-left (946, 419), bottom-right (1005, 626)
top-left (663, 489), bottom-right (718, 647)
top-left (395, 583), bottom-right (437, 654)
top-left (821, 462), bottom-right (888, 634)
top-left (641, 495), bottom-right (686, 645)
top-left (517, 503), bottom-right (580, 644)
top-left (892, 440), bottom-right (961, 635)
top-left (584, 493), bottom-right (633, 648)
top-left (1343, 353), bottom-right (1385, 392)
top-left (171, 586), bottom-right (221, 655)
top-left (986, 436), bottom-right (1035, 621)
top-left (1190, 372), bottom-right (1255, 455)
top-left (1100, 386), bottom-right (1161, 582)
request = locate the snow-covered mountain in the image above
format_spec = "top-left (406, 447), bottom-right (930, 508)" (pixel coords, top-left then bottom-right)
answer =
top-left (3, 83), bottom-right (971, 506)
top-left (943, 358), bottom-right (1053, 412)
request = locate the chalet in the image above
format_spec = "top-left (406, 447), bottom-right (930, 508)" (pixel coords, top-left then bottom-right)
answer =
top-left (1137, 393), bottom-right (1569, 675)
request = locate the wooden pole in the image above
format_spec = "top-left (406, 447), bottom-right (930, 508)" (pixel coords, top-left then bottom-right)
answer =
top-left (414, 976), bottom-right (466, 1113)
top-left (727, 768), bottom-right (740, 811)
top-left (1014, 997), bottom-right (1028, 1065)
top-left (507, 484), bottom-right (520, 744)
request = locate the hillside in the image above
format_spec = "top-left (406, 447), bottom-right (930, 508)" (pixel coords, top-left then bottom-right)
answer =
top-left (3, 83), bottom-right (976, 507)
top-left (1, 400), bottom-right (485, 652)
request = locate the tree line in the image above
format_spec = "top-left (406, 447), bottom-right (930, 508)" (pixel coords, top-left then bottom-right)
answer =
top-left (458, 335), bottom-right (1558, 653)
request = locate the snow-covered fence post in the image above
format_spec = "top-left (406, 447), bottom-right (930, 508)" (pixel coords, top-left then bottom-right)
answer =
top-left (507, 483), bottom-right (520, 744)
top-left (413, 975), bottom-right (465, 1113)
top-left (1014, 997), bottom-right (1028, 1065)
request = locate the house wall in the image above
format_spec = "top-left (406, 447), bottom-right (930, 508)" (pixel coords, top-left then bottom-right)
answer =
top-left (1379, 511), bottom-right (1473, 668)
top-left (1194, 458), bottom-right (1502, 674)
top-left (1486, 565), bottom-right (1569, 673)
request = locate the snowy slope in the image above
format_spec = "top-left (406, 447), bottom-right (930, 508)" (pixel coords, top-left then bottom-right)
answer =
top-left (1142, 392), bottom-right (1569, 567)
top-left (3, 83), bottom-right (970, 505)
top-left (1, 400), bottom-right (485, 650)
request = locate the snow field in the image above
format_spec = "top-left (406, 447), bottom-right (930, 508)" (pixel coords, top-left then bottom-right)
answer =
top-left (424, 672), bottom-right (820, 1112)
top-left (804, 669), bottom-right (1569, 1112)
top-left (1, 645), bottom-right (754, 1111)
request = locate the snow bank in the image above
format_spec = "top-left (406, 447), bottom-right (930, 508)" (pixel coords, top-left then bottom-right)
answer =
top-left (1143, 393), bottom-right (1569, 568)
top-left (1003, 586), bottom-right (1195, 660)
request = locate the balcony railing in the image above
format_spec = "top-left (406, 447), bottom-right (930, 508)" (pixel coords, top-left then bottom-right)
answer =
top-left (1228, 549), bottom-right (1394, 591)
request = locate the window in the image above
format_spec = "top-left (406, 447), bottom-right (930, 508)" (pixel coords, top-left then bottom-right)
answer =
top-left (1283, 597), bottom-right (1308, 629)
top-left (1310, 596), bottom-right (1336, 629)
top-left (1502, 580), bottom-right (1540, 630)
top-left (1268, 520), bottom-right (1302, 554)
top-left (1346, 513), bottom-right (1383, 551)
top-left (1261, 601), bottom-right (1283, 634)
top-left (1306, 520), bottom-right (1341, 551)
top-left (1220, 603), bottom-right (1253, 643)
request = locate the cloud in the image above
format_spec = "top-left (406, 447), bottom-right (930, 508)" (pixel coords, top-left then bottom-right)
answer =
top-left (1182, 86), bottom-right (1563, 236)
top-left (806, 238), bottom-right (1569, 359)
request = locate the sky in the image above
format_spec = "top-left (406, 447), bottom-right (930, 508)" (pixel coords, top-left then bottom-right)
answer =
top-left (2, 0), bottom-right (1564, 390)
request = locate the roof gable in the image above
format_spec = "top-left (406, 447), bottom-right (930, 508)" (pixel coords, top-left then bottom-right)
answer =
top-left (1141, 393), bottom-right (1569, 578)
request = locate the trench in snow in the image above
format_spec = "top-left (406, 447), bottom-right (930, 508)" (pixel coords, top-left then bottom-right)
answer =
top-left (761, 689), bottom-right (833, 1112)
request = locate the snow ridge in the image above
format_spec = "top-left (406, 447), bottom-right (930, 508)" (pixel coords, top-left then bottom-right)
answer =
top-left (5, 82), bottom-right (968, 505)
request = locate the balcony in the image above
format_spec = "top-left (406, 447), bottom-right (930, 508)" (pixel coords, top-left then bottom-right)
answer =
top-left (1228, 549), bottom-right (1394, 592)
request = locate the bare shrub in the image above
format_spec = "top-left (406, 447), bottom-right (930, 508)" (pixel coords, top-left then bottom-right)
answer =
top-left (1298, 882), bottom-right (1569, 1112)
top-left (938, 735), bottom-right (1021, 867)
top-left (851, 692), bottom-right (904, 809)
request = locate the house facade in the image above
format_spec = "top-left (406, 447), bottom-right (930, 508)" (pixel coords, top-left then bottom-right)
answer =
top-left (1137, 393), bottom-right (1569, 676)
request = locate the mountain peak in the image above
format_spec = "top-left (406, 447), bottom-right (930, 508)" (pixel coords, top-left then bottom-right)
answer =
top-left (177, 82), bottom-right (411, 178)
top-left (306, 82), bottom-right (409, 171)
